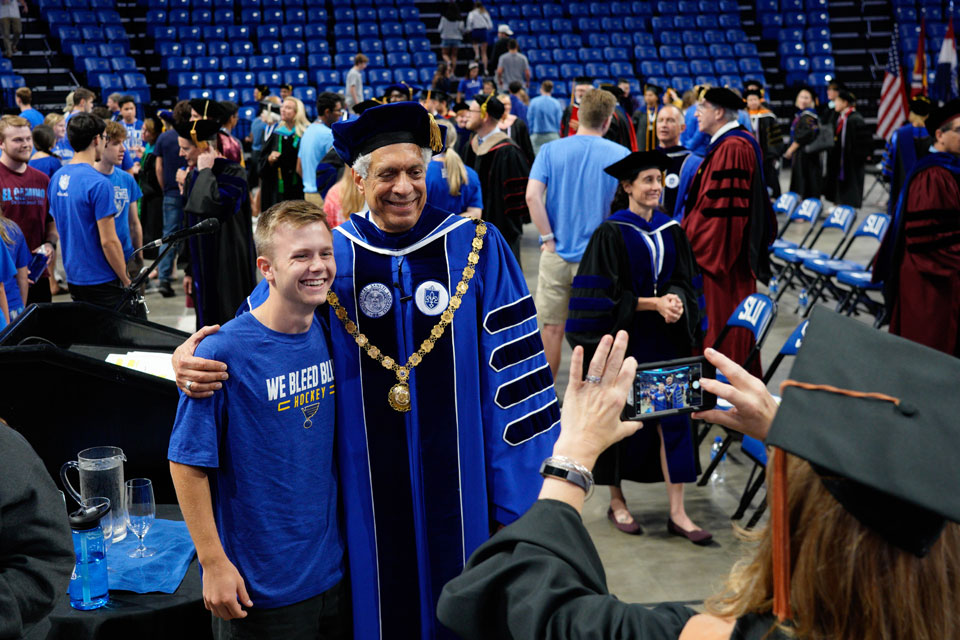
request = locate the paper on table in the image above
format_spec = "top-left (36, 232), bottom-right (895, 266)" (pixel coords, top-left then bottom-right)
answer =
top-left (105, 351), bottom-right (175, 381)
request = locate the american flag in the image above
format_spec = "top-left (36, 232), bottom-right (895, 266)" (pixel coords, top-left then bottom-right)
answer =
top-left (878, 28), bottom-right (909, 141)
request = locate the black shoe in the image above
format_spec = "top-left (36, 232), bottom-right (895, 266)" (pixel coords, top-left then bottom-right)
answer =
top-left (158, 281), bottom-right (175, 298)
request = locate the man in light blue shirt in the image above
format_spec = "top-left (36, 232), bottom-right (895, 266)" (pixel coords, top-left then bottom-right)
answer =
top-left (526, 88), bottom-right (629, 377)
top-left (527, 80), bottom-right (563, 155)
top-left (298, 92), bottom-right (343, 207)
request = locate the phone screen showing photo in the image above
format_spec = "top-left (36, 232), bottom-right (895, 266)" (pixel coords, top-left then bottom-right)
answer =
top-left (622, 357), bottom-right (714, 421)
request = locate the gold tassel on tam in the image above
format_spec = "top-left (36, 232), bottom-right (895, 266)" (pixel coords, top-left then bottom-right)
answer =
top-left (428, 114), bottom-right (443, 152)
top-left (771, 446), bottom-right (792, 622)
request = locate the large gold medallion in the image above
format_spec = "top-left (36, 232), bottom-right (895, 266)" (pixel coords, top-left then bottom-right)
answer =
top-left (388, 383), bottom-right (412, 412)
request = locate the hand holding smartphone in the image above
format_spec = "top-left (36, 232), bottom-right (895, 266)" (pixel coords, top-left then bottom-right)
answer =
top-left (621, 355), bottom-right (717, 421)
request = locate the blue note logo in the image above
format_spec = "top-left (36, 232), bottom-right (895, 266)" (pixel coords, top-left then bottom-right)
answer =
top-left (359, 282), bottom-right (392, 318)
top-left (415, 280), bottom-right (449, 316)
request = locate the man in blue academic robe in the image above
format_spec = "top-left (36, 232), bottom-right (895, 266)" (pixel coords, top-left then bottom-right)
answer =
top-left (882, 96), bottom-right (932, 216)
top-left (172, 102), bottom-right (560, 639)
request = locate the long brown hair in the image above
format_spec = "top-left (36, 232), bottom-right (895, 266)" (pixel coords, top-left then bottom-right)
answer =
top-left (706, 454), bottom-right (960, 640)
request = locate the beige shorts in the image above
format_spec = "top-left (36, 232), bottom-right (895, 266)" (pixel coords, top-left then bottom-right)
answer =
top-left (304, 191), bottom-right (324, 208)
top-left (535, 250), bottom-right (579, 326)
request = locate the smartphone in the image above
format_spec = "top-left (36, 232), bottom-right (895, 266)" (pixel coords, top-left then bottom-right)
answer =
top-left (28, 251), bottom-right (49, 283)
top-left (622, 355), bottom-right (716, 421)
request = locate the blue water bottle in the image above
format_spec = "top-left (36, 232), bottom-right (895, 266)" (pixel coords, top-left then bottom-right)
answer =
top-left (68, 499), bottom-right (111, 610)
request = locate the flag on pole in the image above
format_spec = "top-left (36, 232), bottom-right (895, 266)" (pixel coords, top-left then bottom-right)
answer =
top-left (878, 26), bottom-right (909, 141)
top-left (911, 18), bottom-right (928, 97)
top-left (932, 16), bottom-right (959, 102)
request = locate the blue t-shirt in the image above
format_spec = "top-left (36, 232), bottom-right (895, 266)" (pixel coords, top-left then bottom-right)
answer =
top-left (100, 166), bottom-right (143, 261)
top-left (458, 77), bottom-right (483, 102)
top-left (298, 121), bottom-right (334, 193)
top-left (526, 94), bottom-right (563, 134)
top-left (167, 311), bottom-right (343, 609)
top-left (52, 138), bottom-right (74, 163)
top-left (122, 119), bottom-right (144, 153)
top-left (20, 108), bottom-right (44, 128)
top-left (528, 135), bottom-right (629, 261)
top-left (155, 129), bottom-right (186, 195)
top-left (425, 159), bottom-right (483, 215)
top-left (251, 118), bottom-right (267, 152)
top-left (509, 95), bottom-right (528, 124)
top-left (653, 390), bottom-right (669, 412)
top-left (28, 155), bottom-right (63, 179)
top-left (48, 163), bottom-right (118, 286)
top-left (1, 220), bottom-right (30, 312)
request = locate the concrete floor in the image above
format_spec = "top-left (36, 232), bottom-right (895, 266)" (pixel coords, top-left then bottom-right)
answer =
top-left (131, 168), bottom-right (888, 607)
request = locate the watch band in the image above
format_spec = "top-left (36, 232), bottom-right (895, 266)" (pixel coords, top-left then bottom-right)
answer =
top-left (538, 233), bottom-right (555, 244)
top-left (540, 456), bottom-right (594, 494)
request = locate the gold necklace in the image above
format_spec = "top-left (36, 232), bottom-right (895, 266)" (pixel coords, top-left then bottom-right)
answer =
top-left (327, 221), bottom-right (487, 412)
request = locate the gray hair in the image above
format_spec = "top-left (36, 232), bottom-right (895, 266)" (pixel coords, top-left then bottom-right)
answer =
top-left (705, 100), bottom-right (740, 124)
top-left (352, 146), bottom-right (433, 179)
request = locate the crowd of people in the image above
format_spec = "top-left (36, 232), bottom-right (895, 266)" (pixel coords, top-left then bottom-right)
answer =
top-left (3, 37), bottom-right (960, 640)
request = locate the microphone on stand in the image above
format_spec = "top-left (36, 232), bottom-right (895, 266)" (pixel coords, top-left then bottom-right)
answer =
top-left (137, 218), bottom-right (221, 253)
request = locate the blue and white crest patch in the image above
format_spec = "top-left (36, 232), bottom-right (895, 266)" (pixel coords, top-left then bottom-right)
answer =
top-left (415, 280), bottom-right (449, 316)
top-left (359, 282), bottom-right (393, 318)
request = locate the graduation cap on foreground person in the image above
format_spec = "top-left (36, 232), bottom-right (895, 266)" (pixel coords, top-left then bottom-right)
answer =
top-left (474, 92), bottom-right (505, 120)
top-left (332, 101), bottom-right (444, 165)
top-left (174, 118), bottom-right (221, 149)
top-left (603, 150), bottom-right (670, 181)
top-left (764, 307), bottom-right (960, 621)
top-left (702, 86), bottom-right (746, 111)
top-left (189, 98), bottom-right (228, 125)
top-left (925, 97), bottom-right (960, 135)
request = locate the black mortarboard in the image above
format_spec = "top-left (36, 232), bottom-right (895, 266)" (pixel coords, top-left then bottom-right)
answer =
top-left (189, 98), bottom-right (228, 125)
top-left (744, 88), bottom-right (763, 99)
top-left (157, 109), bottom-right (175, 125)
top-left (474, 92), bottom-right (504, 120)
top-left (255, 84), bottom-right (270, 96)
top-left (598, 83), bottom-right (624, 100)
top-left (926, 97), bottom-right (960, 135)
top-left (174, 118), bottom-right (221, 146)
top-left (279, 83), bottom-right (293, 92)
top-left (332, 101), bottom-right (444, 165)
top-left (352, 98), bottom-right (384, 115)
top-left (451, 101), bottom-right (469, 113)
top-left (909, 95), bottom-right (932, 117)
top-left (603, 150), bottom-right (670, 181)
top-left (260, 100), bottom-right (280, 116)
top-left (702, 86), bottom-right (745, 111)
top-left (764, 308), bottom-right (960, 619)
top-left (744, 78), bottom-right (764, 89)
top-left (837, 89), bottom-right (856, 104)
top-left (573, 76), bottom-right (593, 86)
top-left (384, 83), bottom-right (419, 101)
top-left (643, 83), bottom-right (662, 96)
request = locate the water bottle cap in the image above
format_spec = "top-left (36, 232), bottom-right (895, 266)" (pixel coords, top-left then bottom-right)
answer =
top-left (714, 436), bottom-right (722, 443)
top-left (69, 501), bottom-right (111, 531)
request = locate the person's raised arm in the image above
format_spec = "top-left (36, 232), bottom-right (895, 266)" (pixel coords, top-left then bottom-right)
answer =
top-left (691, 347), bottom-right (778, 441)
top-left (169, 462), bottom-right (252, 619)
top-left (172, 325), bottom-right (228, 398)
top-left (539, 331), bottom-right (640, 513)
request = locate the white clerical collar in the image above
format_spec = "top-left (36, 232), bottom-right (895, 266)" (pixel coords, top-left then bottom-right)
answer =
top-left (710, 120), bottom-right (740, 144)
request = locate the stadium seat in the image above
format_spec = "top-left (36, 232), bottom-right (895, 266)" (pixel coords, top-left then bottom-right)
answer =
top-left (726, 29), bottom-right (748, 42)
top-left (213, 8), bottom-right (233, 22)
top-left (543, 4), bottom-right (563, 18)
top-left (306, 53), bottom-right (332, 69)
top-left (552, 18), bottom-right (573, 32)
top-left (634, 45), bottom-right (658, 59)
top-left (221, 56), bottom-right (246, 71)
top-left (231, 42), bottom-right (253, 56)
top-left (100, 44), bottom-right (128, 58)
top-left (690, 59), bottom-right (713, 75)
top-left (283, 41), bottom-right (305, 56)
top-left (811, 56), bottom-right (835, 72)
top-left (334, 24), bottom-right (356, 39)
top-left (393, 68), bottom-right (417, 84)
top-left (719, 74), bottom-right (743, 90)
top-left (734, 42), bottom-right (759, 57)
top-left (600, 17), bottom-right (621, 32)
top-left (578, 47), bottom-right (603, 62)
top-left (260, 41), bottom-right (282, 56)
top-left (703, 30), bottom-right (725, 44)
top-left (633, 32), bottom-right (655, 46)
top-left (535, 63), bottom-right (559, 79)
top-left (578, 17), bottom-right (602, 32)
top-left (807, 39), bottom-right (832, 55)
top-left (640, 60), bottom-right (665, 76)
top-left (665, 60), bottom-right (690, 76)
top-left (384, 38), bottom-right (406, 53)
top-left (304, 24), bottom-right (327, 39)
top-left (588, 33), bottom-right (610, 48)
top-left (357, 22), bottom-right (379, 38)
top-left (202, 26), bottom-right (225, 41)
top-left (559, 63), bottom-right (584, 78)
top-left (256, 70), bottom-right (282, 86)
top-left (202, 72), bottom-right (229, 87)
top-left (528, 49), bottom-right (551, 64)
top-left (249, 55), bottom-right (273, 71)
top-left (193, 56), bottom-right (218, 72)
top-left (387, 52), bottom-right (411, 67)
top-left (332, 7), bottom-right (353, 21)
top-left (539, 34), bottom-right (560, 49)
top-left (83, 57), bottom-right (110, 74)
top-left (339, 40), bottom-right (359, 53)
top-left (355, 6), bottom-right (375, 21)
top-left (157, 41), bottom-right (182, 56)
top-left (784, 57), bottom-right (810, 84)
top-left (780, 41), bottom-right (804, 57)
top-left (413, 51), bottom-right (436, 67)
top-left (611, 33), bottom-right (632, 48)
top-left (377, 6), bottom-right (398, 21)
top-left (122, 72), bottom-right (148, 88)
top-left (227, 26), bottom-right (250, 40)
top-left (610, 61), bottom-right (633, 77)
top-left (230, 71), bottom-right (255, 87)
top-left (694, 74), bottom-right (718, 86)
top-left (281, 24), bottom-right (303, 40)
top-left (404, 23), bottom-right (426, 36)
top-left (554, 48), bottom-right (577, 63)
top-left (399, 6), bottom-right (419, 20)
top-left (739, 58), bottom-right (763, 74)
top-left (708, 43), bottom-right (733, 58)
top-left (684, 44), bottom-right (707, 58)
top-left (367, 68), bottom-right (392, 85)
top-left (214, 88), bottom-right (239, 103)
top-left (530, 19), bottom-right (550, 32)
top-left (759, 13), bottom-right (782, 39)
top-left (589, 2), bottom-right (610, 15)
top-left (367, 53), bottom-right (385, 68)
top-left (779, 27), bottom-right (804, 41)
top-left (306, 39), bottom-right (329, 53)
top-left (275, 54), bottom-right (301, 70)
top-left (283, 70), bottom-right (307, 85)
top-left (585, 62), bottom-right (610, 77)
top-left (191, 8), bottom-right (211, 22)
top-left (561, 34), bottom-right (582, 48)
top-left (674, 16), bottom-right (696, 30)
top-left (660, 31), bottom-right (682, 45)
top-left (333, 53), bottom-right (354, 69)
top-left (659, 45), bottom-right (682, 59)
top-left (697, 15), bottom-right (719, 29)
top-left (604, 47), bottom-right (629, 61)
top-left (70, 43), bottom-right (97, 58)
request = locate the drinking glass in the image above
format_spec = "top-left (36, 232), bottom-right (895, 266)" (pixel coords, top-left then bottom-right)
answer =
top-left (125, 478), bottom-right (156, 558)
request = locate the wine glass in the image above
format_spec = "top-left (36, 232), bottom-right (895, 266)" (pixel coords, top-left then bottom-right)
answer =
top-left (125, 478), bottom-right (156, 558)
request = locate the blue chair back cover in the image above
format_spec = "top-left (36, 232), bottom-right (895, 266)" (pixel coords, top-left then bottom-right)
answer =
top-left (726, 293), bottom-right (776, 343)
top-left (852, 212), bottom-right (890, 241)
top-left (792, 197), bottom-right (823, 223)
top-left (774, 191), bottom-right (801, 216)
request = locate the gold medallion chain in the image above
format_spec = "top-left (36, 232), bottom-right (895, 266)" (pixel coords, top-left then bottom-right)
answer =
top-left (327, 221), bottom-right (487, 412)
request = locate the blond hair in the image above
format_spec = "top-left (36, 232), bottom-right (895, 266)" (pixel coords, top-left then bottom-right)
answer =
top-left (578, 89), bottom-right (616, 129)
top-left (338, 169), bottom-right (366, 215)
top-left (283, 97), bottom-right (311, 137)
top-left (254, 200), bottom-right (330, 258)
top-left (44, 112), bottom-right (64, 131)
top-left (706, 454), bottom-right (960, 640)
top-left (102, 119), bottom-right (128, 145)
top-left (0, 115), bottom-right (29, 142)
top-left (439, 124), bottom-right (468, 197)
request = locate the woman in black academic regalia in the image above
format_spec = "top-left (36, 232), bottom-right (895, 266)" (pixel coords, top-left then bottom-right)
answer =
top-left (783, 86), bottom-right (824, 200)
top-left (566, 151), bottom-right (710, 544)
top-left (258, 96), bottom-right (307, 210)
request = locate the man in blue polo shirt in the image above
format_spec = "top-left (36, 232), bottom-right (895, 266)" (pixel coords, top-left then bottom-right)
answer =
top-left (527, 79), bottom-right (563, 155)
top-left (298, 92), bottom-right (342, 208)
top-left (49, 113), bottom-right (131, 311)
top-left (96, 120), bottom-right (143, 282)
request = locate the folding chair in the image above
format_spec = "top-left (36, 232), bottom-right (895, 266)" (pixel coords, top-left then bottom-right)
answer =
top-left (796, 212), bottom-right (890, 317)
top-left (770, 203), bottom-right (854, 302)
top-left (695, 292), bottom-right (778, 471)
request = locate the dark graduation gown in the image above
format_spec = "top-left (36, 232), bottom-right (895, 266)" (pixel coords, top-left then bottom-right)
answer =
top-left (499, 116), bottom-right (534, 164)
top-left (682, 127), bottom-right (777, 375)
top-left (888, 123), bottom-right (931, 217)
top-left (662, 144), bottom-right (692, 215)
top-left (825, 109), bottom-right (871, 208)
top-left (788, 108), bottom-right (823, 199)
top-left (566, 210), bottom-right (703, 485)
top-left (257, 127), bottom-right (303, 210)
top-left (437, 499), bottom-right (791, 640)
top-left (182, 158), bottom-right (256, 329)
top-left (633, 106), bottom-right (660, 152)
top-left (464, 131), bottom-right (531, 263)
top-left (875, 152), bottom-right (960, 356)
top-left (748, 108), bottom-right (785, 198)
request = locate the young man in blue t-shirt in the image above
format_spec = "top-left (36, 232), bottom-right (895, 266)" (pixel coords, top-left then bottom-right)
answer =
top-left (49, 113), bottom-right (132, 311)
top-left (96, 120), bottom-right (143, 283)
top-left (118, 96), bottom-right (144, 171)
top-left (169, 200), bottom-right (348, 639)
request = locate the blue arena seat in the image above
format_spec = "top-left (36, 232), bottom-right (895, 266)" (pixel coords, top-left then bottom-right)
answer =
top-left (306, 53), bottom-right (332, 69)
top-left (577, 17), bottom-right (602, 32)
top-left (367, 53), bottom-right (385, 67)
top-left (659, 45), bottom-right (683, 59)
top-left (83, 57), bottom-right (110, 74)
top-left (714, 59), bottom-right (738, 74)
top-left (339, 40), bottom-right (359, 53)
top-left (305, 31), bottom-right (328, 46)
top-left (633, 32), bottom-right (654, 46)
top-left (674, 15), bottom-right (695, 30)
top-left (357, 22), bottom-right (379, 37)
top-left (779, 27), bottom-right (804, 41)
top-left (588, 33), bottom-right (610, 48)
top-left (221, 56), bottom-right (246, 71)
top-left (304, 20), bottom-right (326, 37)
top-left (610, 33), bottom-right (632, 48)
top-left (665, 60), bottom-right (690, 76)
top-left (561, 34), bottom-right (582, 48)
top-left (703, 29), bottom-right (725, 44)
top-left (559, 62), bottom-right (584, 78)
top-left (739, 58), bottom-right (764, 74)
top-left (70, 43), bottom-right (97, 58)
top-left (377, 6), bottom-right (398, 21)
top-left (684, 44), bottom-right (707, 58)
top-left (393, 68), bottom-right (417, 83)
top-left (157, 41), bottom-right (182, 56)
top-left (256, 70), bottom-right (282, 86)
top-left (259, 41), bottom-right (282, 56)
top-left (194, 56), bottom-right (219, 71)
top-left (399, 6), bottom-right (419, 20)
top-left (202, 26), bottom-right (225, 40)
top-left (333, 23), bottom-right (356, 38)
top-left (213, 8), bottom-right (233, 22)
top-left (412, 51), bottom-right (436, 67)
top-left (585, 62), bottom-right (610, 77)
top-left (333, 53), bottom-right (354, 68)
top-left (283, 41), bottom-right (305, 56)
top-left (530, 19), bottom-right (550, 32)
top-left (660, 31), bottom-right (682, 45)
top-left (734, 42), bottom-right (759, 57)
top-left (227, 26), bottom-right (250, 40)
top-left (604, 47), bottom-right (629, 61)
top-left (384, 37), bottom-right (406, 53)
top-left (640, 60), bottom-right (665, 76)
top-left (578, 47), bottom-right (603, 62)
top-left (552, 18), bottom-right (572, 32)
top-left (554, 48), bottom-right (577, 63)
top-left (275, 54), bottom-right (301, 70)
top-left (249, 55), bottom-right (273, 71)
top-left (386, 52), bottom-right (411, 67)
top-left (404, 22), bottom-right (426, 36)
top-left (122, 72), bottom-right (148, 88)
top-left (812, 55), bottom-right (835, 72)
top-left (202, 72), bottom-right (229, 87)
top-left (367, 68), bottom-right (392, 85)
top-left (780, 41), bottom-right (805, 57)
top-left (283, 70), bottom-right (308, 85)
top-left (231, 41), bottom-right (253, 56)
top-left (539, 34), bottom-right (560, 49)
top-left (690, 59), bottom-right (713, 75)
top-left (634, 45), bottom-right (658, 59)
top-left (535, 63), bottom-right (559, 79)
top-left (807, 39), bottom-right (832, 54)
top-left (726, 29), bottom-right (748, 42)
top-left (281, 24), bottom-right (303, 39)
top-left (696, 15), bottom-right (718, 29)
top-left (543, 3), bottom-right (563, 18)
top-left (610, 61), bottom-right (632, 77)
top-left (214, 88), bottom-right (239, 103)
top-left (528, 49), bottom-right (551, 64)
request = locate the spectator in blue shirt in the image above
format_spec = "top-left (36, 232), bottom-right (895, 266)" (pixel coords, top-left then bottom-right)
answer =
top-left (96, 120), bottom-right (143, 283)
top-left (118, 96), bottom-right (144, 167)
top-left (527, 80), bottom-right (564, 155)
top-left (49, 112), bottom-right (132, 311)
top-left (28, 125), bottom-right (62, 178)
top-left (427, 123), bottom-right (483, 218)
top-left (14, 88), bottom-right (44, 129)
top-left (457, 62), bottom-right (484, 103)
top-left (299, 92), bottom-right (342, 208)
top-left (0, 215), bottom-right (28, 321)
